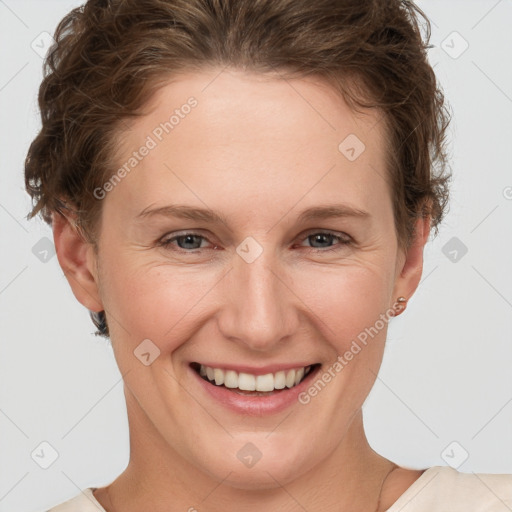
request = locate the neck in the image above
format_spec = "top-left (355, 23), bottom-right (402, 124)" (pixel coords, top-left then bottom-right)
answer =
top-left (103, 388), bottom-right (394, 512)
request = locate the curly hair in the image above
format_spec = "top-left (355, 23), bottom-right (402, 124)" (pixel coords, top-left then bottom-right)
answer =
top-left (24, 0), bottom-right (452, 338)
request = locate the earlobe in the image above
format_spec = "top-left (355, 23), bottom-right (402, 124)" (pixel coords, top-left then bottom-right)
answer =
top-left (52, 211), bottom-right (103, 313)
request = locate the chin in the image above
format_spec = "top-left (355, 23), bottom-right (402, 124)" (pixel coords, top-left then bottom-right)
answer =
top-left (189, 434), bottom-right (320, 490)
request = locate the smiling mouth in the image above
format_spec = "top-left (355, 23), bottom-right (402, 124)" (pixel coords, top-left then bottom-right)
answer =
top-left (190, 362), bottom-right (320, 395)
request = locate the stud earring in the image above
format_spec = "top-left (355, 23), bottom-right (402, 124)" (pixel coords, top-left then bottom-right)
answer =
top-left (393, 296), bottom-right (408, 316)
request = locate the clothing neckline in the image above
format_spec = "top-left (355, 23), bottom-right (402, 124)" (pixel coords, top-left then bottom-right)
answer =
top-left (384, 466), bottom-right (441, 511)
top-left (87, 487), bottom-right (107, 511)
top-left (87, 466), bottom-right (441, 512)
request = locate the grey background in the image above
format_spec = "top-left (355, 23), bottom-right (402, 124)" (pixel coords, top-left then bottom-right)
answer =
top-left (1, 0), bottom-right (511, 510)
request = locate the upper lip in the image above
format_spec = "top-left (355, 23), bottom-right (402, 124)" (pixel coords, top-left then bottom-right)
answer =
top-left (191, 362), bottom-right (318, 376)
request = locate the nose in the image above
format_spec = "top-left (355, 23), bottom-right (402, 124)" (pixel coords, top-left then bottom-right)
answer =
top-left (216, 246), bottom-right (299, 352)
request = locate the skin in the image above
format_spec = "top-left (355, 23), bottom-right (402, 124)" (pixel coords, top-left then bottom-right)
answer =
top-left (53, 68), bottom-right (429, 511)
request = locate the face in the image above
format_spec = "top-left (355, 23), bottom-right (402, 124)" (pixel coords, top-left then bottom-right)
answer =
top-left (58, 68), bottom-right (425, 490)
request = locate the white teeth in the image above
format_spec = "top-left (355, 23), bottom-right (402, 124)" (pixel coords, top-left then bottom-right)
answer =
top-left (285, 369), bottom-right (296, 388)
top-left (224, 370), bottom-right (238, 388)
top-left (197, 364), bottom-right (313, 392)
top-left (238, 372), bottom-right (256, 391)
top-left (256, 373), bottom-right (275, 392)
top-left (274, 371), bottom-right (286, 389)
top-left (214, 368), bottom-right (224, 386)
top-left (294, 367), bottom-right (305, 386)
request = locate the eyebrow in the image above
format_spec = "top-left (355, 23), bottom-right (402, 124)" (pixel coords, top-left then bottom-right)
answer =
top-left (135, 203), bottom-right (371, 225)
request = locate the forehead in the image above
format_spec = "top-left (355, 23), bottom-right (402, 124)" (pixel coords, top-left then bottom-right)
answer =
top-left (107, 68), bottom-right (390, 223)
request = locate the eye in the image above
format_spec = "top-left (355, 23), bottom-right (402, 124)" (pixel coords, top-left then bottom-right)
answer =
top-left (158, 232), bottom-right (215, 252)
top-left (296, 230), bottom-right (352, 252)
top-left (157, 230), bottom-right (352, 254)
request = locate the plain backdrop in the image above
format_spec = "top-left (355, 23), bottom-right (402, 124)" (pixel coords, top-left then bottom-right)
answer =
top-left (1, 1), bottom-right (511, 511)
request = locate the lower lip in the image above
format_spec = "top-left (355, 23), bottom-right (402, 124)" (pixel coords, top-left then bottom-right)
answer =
top-left (190, 365), bottom-right (321, 416)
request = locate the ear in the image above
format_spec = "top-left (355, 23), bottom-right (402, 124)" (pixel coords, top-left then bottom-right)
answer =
top-left (52, 211), bottom-right (103, 313)
top-left (391, 214), bottom-right (431, 304)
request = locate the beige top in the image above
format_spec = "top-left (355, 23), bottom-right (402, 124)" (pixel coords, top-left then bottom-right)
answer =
top-left (45, 465), bottom-right (512, 511)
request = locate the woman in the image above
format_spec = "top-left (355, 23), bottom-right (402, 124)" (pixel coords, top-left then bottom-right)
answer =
top-left (24, 0), bottom-right (511, 510)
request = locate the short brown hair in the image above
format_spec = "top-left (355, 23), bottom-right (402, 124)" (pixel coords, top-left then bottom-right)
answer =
top-left (24, 0), bottom-right (452, 338)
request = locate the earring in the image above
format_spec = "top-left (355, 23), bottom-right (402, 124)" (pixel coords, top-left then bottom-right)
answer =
top-left (393, 296), bottom-right (408, 316)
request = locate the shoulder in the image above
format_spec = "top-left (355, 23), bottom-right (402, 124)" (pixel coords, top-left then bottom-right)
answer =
top-left (45, 488), bottom-right (106, 512)
top-left (385, 465), bottom-right (512, 512)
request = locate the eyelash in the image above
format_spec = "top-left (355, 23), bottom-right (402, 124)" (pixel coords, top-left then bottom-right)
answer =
top-left (158, 230), bottom-right (352, 254)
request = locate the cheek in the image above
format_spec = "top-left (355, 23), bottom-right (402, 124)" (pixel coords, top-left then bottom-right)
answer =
top-left (292, 261), bottom-right (393, 351)
top-left (101, 256), bottom-right (221, 351)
